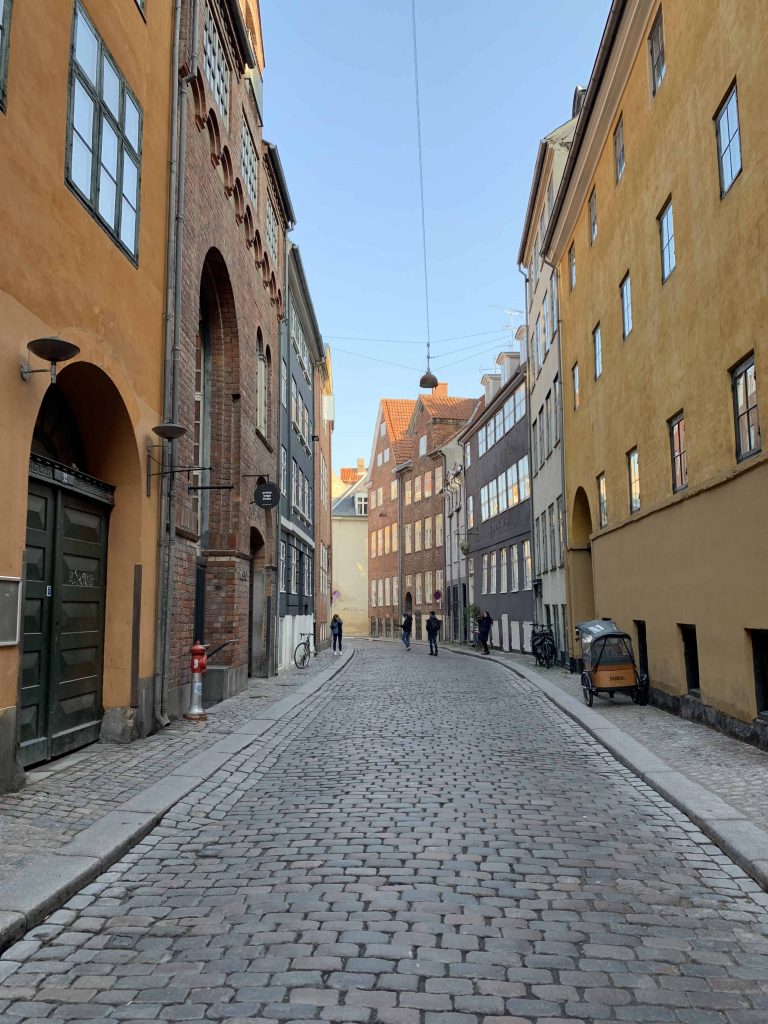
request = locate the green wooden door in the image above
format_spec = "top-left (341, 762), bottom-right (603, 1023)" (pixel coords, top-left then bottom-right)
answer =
top-left (20, 481), bottom-right (109, 766)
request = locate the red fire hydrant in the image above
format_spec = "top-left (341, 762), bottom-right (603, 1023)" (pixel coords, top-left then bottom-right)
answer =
top-left (183, 640), bottom-right (208, 722)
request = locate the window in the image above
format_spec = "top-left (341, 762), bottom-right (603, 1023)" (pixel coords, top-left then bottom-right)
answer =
top-left (593, 324), bottom-right (602, 379)
top-left (487, 416), bottom-right (496, 450)
top-left (385, 577), bottom-right (391, 606)
top-left (383, 448), bottom-right (390, 463)
top-left (304, 555), bottom-right (312, 597)
top-left (548, 506), bottom-right (556, 572)
top-left (405, 479), bottom-right (412, 505)
top-left (538, 417), bottom-right (545, 469)
top-left (380, 422), bottom-right (387, 437)
top-left (291, 459), bottom-right (298, 508)
top-left (424, 471), bottom-right (432, 498)
top-left (419, 435), bottom-right (427, 456)
top-left (572, 363), bottom-right (580, 409)
top-left (435, 513), bottom-right (444, 547)
top-left (550, 280), bottom-right (558, 336)
top-left (467, 495), bottom-right (474, 530)
top-left (424, 516), bottom-right (432, 549)
top-left (0, 0), bottom-right (13, 110)
top-left (370, 531), bottom-right (376, 558)
top-left (280, 358), bottom-right (287, 407)
top-left (391, 523), bottom-right (398, 552)
top-left (620, 274), bottom-right (633, 338)
top-left (489, 477), bottom-right (499, 518)
top-left (370, 580), bottom-right (376, 608)
top-left (377, 486), bottom-right (383, 507)
top-left (405, 523), bottom-right (412, 554)
top-left (568, 243), bottom-right (576, 290)
top-left (435, 466), bottom-right (443, 493)
top-left (393, 576), bottom-right (399, 607)
top-left (290, 377), bottom-right (297, 425)
top-left (425, 571), bottom-right (433, 604)
top-left (478, 426), bottom-right (487, 457)
top-left (588, 189), bottom-right (597, 244)
top-left (377, 528), bottom-right (383, 556)
top-left (415, 520), bottom-right (422, 552)
top-left (556, 495), bottom-right (564, 565)
top-left (414, 476), bottom-right (422, 502)
top-left (290, 546), bottom-right (298, 594)
top-left (435, 571), bottom-right (443, 601)
top-left (514, 385), bottom-right (526, 423)
top-left (279, 541), bottom-right (286, 592)
top-left (355, 493), bottom-right (368, 515)
top-left (522, 540), bottom-right (532, 590)
top-left (597, 473), bottom-right (607, 528)
top-left (490, 551), bottom-right (497, 594)
top-left (377, 579), bottom-right (384, 606)
top-left (369, 489), bottom-right (376, 512)
top-left (266, 197), bottom-right (278, 263)
top-left (535, 316), bottom-right (543, 370)
top-left (554, 376), bottom-right (561, 443)
top-left (628, 448), bottom-right (640, 513)
top-left (732, 355), bottom-right (761, 460)
top-left (384, 525), bottom-right (390, 554)
top-left (280, 446), bottom-right (287, 495)
top-left (481, 554), bottom-right (488, 595)
top-left (241, 117), bottom-right (259, 205)
top-left (500, 547), bottom-right (508, 592)
top-left (510, 544), bottom-right (519, 592)
top-left (667, 412), bottom-right (688, 492)
top-left (659, 200), bottom-right (676, 281)
top-left (716, 85), bottom-right (742, 196)
top-left (649, 8), bottom-right (666, 95)
top-left (518, 455), bottom-right (530, 501)
top-left (415, 574), bottom-right (423, 606)
top-left (203, 4), bottom-right (230, 121)
top-left (465, 442), bottom-right (471, 469)
top-left (614, 115), bottom-right (625, 182)
top-left (543, 293), bottom-right (550, 353)
top-left (545, 393), bottom-right (553, 453)
top-left (497, 472), bottom-right (508, 513)
top-left (67, 4), bottom-right (142, 259)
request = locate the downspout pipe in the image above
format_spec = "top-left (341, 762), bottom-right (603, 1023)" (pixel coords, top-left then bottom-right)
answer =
top-left (153, 0), bottom-right (182, 729)
top-left (517, 262), bottom-right (537, 643)
top-left (156, 0), bottom-right (201, 727)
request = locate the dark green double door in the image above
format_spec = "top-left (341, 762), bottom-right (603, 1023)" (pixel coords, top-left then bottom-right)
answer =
top-left (20, 478), bottom-right (110, 767)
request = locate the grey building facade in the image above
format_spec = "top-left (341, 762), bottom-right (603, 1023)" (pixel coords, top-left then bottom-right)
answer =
top-left (277, 244), bottom-right (324, 669)
top-left (459, 352), bottom-right (535, 651)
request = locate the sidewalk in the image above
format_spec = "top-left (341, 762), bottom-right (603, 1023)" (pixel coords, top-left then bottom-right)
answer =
top-left (443, 640), bottom-right (768, 890)
top-left (0, 647), bottom-right (354, 952)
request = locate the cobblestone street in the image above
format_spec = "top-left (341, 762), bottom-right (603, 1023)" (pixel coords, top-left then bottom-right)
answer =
top-left (1, 643), bottom-right (767, 1023)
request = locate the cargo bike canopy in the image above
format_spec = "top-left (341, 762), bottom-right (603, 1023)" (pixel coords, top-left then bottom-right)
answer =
top-left (576, 619), bottom-right (635, 667)
top-left (576, 619), bottom-right (649, 707)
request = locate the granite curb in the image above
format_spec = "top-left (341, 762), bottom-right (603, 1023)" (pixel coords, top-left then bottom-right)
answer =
top-left (0, 649), bottom-right (355, 953)
top-left (445, 644), bottom-right (768, 892)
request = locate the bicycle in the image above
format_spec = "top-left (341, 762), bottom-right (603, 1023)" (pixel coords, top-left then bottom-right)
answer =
top-left (294, 632), bottom-right (313, 669)
top-left (531, 623), bottom-right (556, 669)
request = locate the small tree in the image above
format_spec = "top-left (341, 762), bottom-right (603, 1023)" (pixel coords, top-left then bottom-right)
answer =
top-left (464, 603), bottom-right (480, 631)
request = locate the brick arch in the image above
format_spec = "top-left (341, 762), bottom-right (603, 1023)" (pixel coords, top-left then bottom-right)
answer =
top-left (199, 248), bottom-right (242, 548)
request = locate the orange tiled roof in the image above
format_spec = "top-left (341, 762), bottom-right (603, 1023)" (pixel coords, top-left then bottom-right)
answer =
top-left (420, 395), bottom-right (479, 421)
top-left (340, 467), bottom-right (363, 484)
top-left (382, 398), bottom-right (417, 443)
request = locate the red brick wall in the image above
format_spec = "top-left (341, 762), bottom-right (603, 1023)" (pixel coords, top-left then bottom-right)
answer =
top-left (314, 360), bottom-right (333, 649)
top-left (167, 0), bottom-right (282, 696)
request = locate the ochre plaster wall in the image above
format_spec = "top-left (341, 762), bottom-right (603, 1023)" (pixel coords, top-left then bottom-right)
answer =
top-left (555, 1), bottom-right (768, 721)
top-left (332, 517), bottom-right (369, 636)
top-left (0, 1), bottom-right (172, 724)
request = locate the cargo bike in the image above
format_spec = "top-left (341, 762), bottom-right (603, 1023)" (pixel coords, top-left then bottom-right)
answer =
top-left (576, 619), bottom-right (649, 708)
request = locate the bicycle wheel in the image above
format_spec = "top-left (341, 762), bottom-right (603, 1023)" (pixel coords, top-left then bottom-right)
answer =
top-left (542, 640), bottom-right (554, 668)
top-left (294, 641), bottom-right (310, 669)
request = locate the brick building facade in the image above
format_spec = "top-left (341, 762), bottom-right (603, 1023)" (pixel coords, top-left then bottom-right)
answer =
top-left (314, 349), bottom-right (334, 651)
top-left (368, 386), bottom-right (478, 641)
top-left (166, 0), bottom-right (292, 712)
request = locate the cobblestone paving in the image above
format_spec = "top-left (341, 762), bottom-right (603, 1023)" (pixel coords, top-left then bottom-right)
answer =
top-left (0, 648), bottom-right (341, 887)
top-left (463, 645), bottom-right (768, 831)
top-left (1, 642), bottom-right (768, 1022)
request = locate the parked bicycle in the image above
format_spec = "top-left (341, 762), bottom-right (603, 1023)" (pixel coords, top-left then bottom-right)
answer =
top-left (531, 623), bottom-right (556, 668)
top-left (294, 632), bottom-right (313, 669)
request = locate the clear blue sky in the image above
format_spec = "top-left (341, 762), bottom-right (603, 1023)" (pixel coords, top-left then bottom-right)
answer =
top-left (260, 1), bottom-right (611, 472)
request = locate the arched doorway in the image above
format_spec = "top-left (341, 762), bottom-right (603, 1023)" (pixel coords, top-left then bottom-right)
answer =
top-left (249, 526), bottom-right (266, 676)
top-left (569, 486), bottom-right (596, 642)
top-left (21, 367), bottom-right (141, 765)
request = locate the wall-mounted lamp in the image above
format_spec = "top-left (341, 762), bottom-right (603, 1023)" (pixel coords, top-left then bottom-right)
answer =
top-left (20, 338), bottom-right (80, 384)
top-left (146, 421), bottom-right (188, 497)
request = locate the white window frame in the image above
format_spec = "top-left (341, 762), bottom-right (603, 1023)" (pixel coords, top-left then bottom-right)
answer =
top-left (620, 274), bottom-right (632, 338)
top-left (716, 84), bottom-right (742, 197)
top-left (203, 3), bottom-right (230, 124)
top-left (659, 199), bottom-right (676, 282)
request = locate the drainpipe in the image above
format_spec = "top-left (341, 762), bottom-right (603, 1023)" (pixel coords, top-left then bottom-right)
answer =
top-left (517, 263), bottom-right (537, 644)
top-left (154, 0), bottom-right (201, 727)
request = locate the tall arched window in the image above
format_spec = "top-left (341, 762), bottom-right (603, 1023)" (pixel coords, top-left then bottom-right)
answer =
top-left (263, 344), bottom-right (271, 440)
top-left (256, 328), bottom-right (268, 439)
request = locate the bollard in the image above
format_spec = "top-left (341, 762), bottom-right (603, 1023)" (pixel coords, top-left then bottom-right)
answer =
top-left (183, 640), bottom-right (208, 722)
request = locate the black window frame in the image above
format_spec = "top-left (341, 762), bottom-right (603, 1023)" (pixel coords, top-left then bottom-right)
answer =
top-left (65, 2), bottom-right (143, 264)
top-left (0, 0), bottom-right (14, 112)
top-left (627, 447), bottom-right (640, 514)
top-left (620, 272), bottom-right (632, 338)
top-left (593, 322), bottom-right (602, 380)
top-left (731, 353), bottom-right (761, 461)
top-left (597, 472), bottom-right (607, 529)
top-left (668, 411), bottom-right (687, 492)
top-left (715, 81), bottom-right (742, 198)
top-left (568, 243), bottom-right (576, 290)
top-left (588, 188), bottom-right (597, 245)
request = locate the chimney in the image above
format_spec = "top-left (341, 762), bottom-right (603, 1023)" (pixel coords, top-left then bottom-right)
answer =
top-left (433, 382), bottom-right (448, 397)
top-left (356, 457), bottom-right (365, 473)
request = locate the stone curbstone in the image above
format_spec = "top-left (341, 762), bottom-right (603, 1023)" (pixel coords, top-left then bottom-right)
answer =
top-left (444, 645), bottom-right (768, 892)
top-left (0, 648), bottom-right (356, 955)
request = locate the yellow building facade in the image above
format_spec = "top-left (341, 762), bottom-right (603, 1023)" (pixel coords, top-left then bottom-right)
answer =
top-left (546, 0), bottom-right (768, 740)
top-left (0, 1), bottom-right (173, 785)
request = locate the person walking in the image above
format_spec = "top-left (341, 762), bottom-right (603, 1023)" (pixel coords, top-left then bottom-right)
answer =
top-left (401, 611), bottom-right (413, 651)
top-left (477, 610), bottom-right (493, 655)
top-left (330, 614), bottom-right (343, 655)
top-left (426, 610), bottom-right (441, 656)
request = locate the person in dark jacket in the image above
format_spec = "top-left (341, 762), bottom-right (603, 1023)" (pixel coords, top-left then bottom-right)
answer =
top-left (477, 610), bottom-right (493, 655)
top-left (426, 611), bottom-right (441, 656)
top-left (330, 614), bottom-right (343, 655)
top-left (401, 612), bottom-right (413, 650)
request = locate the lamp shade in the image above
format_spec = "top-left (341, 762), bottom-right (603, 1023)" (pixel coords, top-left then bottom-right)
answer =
top-left (152, 422), bottom-right (187, 440)
top-left (419, 370), bottom-right (438, 389)
top-left (27, 337), bottom-right (80, 364)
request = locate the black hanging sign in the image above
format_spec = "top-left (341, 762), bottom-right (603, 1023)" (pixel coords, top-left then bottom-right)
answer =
top-left (253, 481), bottom-right (280, 509)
